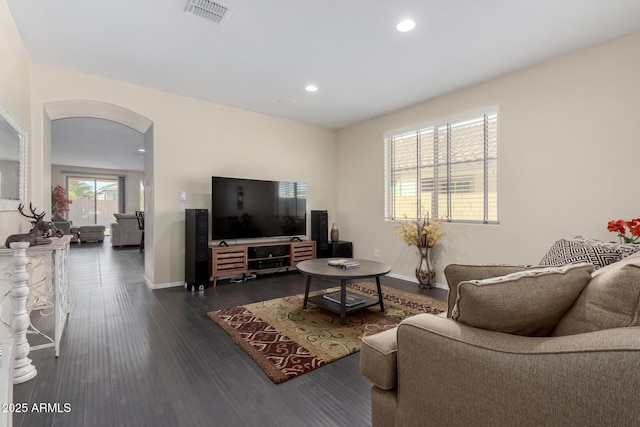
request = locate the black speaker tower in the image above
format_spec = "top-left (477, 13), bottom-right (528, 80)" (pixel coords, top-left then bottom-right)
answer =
top-left (329, 241), bottom-right (353, 258)
top-left (311, 210), bottom-right (329, 250)
top-left (185, 209), bottom-right (210, 291)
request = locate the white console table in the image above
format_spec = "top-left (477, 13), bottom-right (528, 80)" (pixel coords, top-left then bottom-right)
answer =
top-left (0, 339), bottom-right (14, 427)
top-left (0, 236), bottom-right (71, 357)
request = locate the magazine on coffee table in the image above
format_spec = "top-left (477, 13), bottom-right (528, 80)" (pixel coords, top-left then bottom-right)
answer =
top-left (322, 291), bottom-right (366, 307)
top-left (327, 259), bottom-right (361, 269)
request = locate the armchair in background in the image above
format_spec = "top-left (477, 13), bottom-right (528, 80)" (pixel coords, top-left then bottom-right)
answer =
top-left (110, 213), bottom-right (143, 247)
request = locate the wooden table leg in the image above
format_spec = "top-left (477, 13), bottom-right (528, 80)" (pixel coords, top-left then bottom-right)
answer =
top-left (376, 276), bottom-right (385, 312)
top-left (303, 276), bottom-right (312, 309)
top-left (340, 279), bottom-right (347, 325)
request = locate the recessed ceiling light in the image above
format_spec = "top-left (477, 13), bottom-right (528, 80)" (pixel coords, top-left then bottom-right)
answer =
top-left (305, 85), bottom-right (319, 92)
top-left (138, 148), bottom-right (146, 153)
top-left (396, 19), bottom-right (416, 32)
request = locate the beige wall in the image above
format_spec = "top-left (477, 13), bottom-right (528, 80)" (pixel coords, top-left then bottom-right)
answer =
top-left (336, 32), bottom-right (640, 287)
top-left (5, 1), bottom-right (639, 289)
top-left (29, 63), bottom-right (337, 287)
top-left (0, 0), bottom-right (31, 244)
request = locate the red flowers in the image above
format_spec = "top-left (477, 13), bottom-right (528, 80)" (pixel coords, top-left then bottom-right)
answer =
top-left (607, 219), bottom-right (626, 234)
top-left (607, 218), bottom-right (640, 244)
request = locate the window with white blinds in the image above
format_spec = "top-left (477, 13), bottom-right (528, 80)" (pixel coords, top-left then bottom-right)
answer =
top-left (384, 109), bottom-right (499, 223)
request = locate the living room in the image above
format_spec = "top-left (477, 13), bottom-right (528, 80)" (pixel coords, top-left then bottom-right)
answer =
top-left (1, 1), bottom-right (640, 425)
top-left (1, 2), bottom-right (639, 289)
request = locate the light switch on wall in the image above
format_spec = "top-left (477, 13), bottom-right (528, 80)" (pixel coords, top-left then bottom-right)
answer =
top-left (179, 191), bottom-right (187, 201)
top-left (179, 204), bottom-right (189, 213)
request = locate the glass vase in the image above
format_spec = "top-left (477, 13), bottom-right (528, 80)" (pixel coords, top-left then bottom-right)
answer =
top-left (415, 246), bottom-right (435, 289)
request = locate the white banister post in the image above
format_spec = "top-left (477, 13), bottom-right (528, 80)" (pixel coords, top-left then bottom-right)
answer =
top-left (9, 242), bottom-right (37, 384)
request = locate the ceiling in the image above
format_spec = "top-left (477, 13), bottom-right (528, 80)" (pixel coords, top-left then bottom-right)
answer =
top-left (8, 0), bottom-right (640, 169)
top-left (51, 118), bottom-right (145, 172)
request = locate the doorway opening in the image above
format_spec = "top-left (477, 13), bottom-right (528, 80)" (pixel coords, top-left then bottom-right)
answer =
top-left (44, 100), bottom-right (155, 285)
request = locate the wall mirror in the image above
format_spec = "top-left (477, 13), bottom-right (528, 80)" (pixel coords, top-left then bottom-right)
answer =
top-left (0, 102), bottom-right (27, 211)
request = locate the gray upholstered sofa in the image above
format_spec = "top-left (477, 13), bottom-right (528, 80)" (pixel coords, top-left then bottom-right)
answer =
top-left (360, 242), bottom-right (640, 426)
top-left (77, 225), bottom-right (105, 243)
top-left (52, 218), bottom-right (79, 243)
top-left (110, 213), bottom-right (142, 247)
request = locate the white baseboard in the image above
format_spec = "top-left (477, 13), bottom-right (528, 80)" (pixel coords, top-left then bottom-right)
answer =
top-left (145, 274), bottom-right (449, 291)
top-left (386, 272), bottom-right (448, 291)
top-left (145, 279), bottom-right (184, 290)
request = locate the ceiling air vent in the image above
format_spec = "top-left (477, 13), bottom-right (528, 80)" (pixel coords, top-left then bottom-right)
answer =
top-left (185, 0), bottom-right (231, 24)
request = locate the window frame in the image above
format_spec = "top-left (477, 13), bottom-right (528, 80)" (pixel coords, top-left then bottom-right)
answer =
top-left (384, 108), bottom-right (499, 224)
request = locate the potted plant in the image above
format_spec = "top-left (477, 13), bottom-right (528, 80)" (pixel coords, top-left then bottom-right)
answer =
top-left (51, 185), bottom-right (72, 221)
top-left (393, 214), bottom-right (443, 288)
top-left (607, 218), bottom-right (640, 244)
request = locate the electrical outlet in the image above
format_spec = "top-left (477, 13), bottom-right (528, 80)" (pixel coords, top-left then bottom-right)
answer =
top-left (374, 249), bottom-right (379, 258)
top-left (179, 204), bottom-right (189, 213)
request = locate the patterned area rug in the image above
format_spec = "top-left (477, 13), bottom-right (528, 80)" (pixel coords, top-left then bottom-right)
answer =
top-left (207, 281), bottom-right (447, 384)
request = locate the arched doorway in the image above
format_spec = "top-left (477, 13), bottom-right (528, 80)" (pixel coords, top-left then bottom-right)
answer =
top-left (43, 100), bottom-right (155, 285)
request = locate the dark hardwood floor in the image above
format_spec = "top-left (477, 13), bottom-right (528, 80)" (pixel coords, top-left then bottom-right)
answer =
top-left (13, 239), bottom-right (446, 427)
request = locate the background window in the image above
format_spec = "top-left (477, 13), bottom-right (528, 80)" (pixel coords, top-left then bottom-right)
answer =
top-left (384, 109), bottom-right (499, 223)
top-left (67, 175), bottom-right (123, 232)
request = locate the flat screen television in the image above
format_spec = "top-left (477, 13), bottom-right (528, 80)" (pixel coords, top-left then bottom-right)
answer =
top-left (211, 176), bottom-right (307, 240)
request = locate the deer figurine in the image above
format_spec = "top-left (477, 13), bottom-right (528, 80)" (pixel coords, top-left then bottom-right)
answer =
top-left (4, 203), bottom-right (63, 248)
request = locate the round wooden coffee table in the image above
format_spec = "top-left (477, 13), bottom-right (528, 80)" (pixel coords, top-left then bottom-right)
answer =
top-left (297, 258), bottom-right (391, 325)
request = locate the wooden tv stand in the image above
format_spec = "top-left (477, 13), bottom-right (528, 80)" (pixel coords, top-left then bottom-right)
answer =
top-left (209, 240), bottom-right (316, 287)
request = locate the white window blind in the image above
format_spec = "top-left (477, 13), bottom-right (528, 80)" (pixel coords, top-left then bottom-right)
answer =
top-left (384, 109), bottom-right (499, 223)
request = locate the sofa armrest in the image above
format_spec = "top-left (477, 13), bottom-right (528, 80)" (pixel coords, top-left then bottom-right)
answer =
top-left (392, 314), bottom-right (640, 426)
top-left (360, 327), bottom-right (398, 390)
top-left (360, 309), bottom-right (516, 390)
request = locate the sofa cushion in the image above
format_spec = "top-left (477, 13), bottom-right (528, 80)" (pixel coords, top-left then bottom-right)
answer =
top-left (453, 263), bottom-right (594, 336)
top-left (113, 213), bottom-right (138, 222)
top-left (539, 238), bottom-right (640, 270)
top-left (552, 255), bottom-right (640, 336)
top-left (443, 264), bottom-right (538, 318)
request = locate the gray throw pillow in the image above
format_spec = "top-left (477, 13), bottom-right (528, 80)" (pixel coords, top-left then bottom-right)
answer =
top-left (443, 264), bottom-right (537, 318)
top-left (453, 263), bottom-right (594, 336)
top-left (552, 256), bottom-right (640, 336)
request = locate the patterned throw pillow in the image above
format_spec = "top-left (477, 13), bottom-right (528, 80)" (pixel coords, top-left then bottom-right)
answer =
top-left (453, 263), bottom-right (594, 336)
top-left (539, 238), bottom-right (640, 269)
top-left (575, 236), bottom-right (640, 259)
